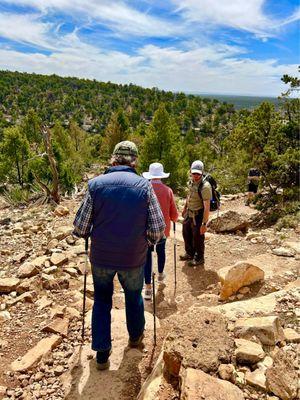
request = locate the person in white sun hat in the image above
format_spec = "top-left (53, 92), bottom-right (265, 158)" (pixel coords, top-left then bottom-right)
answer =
top-left (142, 162), bottom-right (178, 301)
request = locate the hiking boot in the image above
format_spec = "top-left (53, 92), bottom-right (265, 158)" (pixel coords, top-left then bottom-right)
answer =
top-left (188, 258), bottom-right (204, 267)
top-left (144, 288), bottom-right (152, 301)
top-left (128, 333), bottom-right (144, 348)
top-left (179, 253), bottom-right (193, 261)
top-left (96, 349), bottom-right (111, 370)
top-left (157, 272), bottom-right (165, 284)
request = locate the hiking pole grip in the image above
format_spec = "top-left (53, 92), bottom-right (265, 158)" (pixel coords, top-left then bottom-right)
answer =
top-left (82, 237), bottom-right (88, 340)
top-left (152, 272), bottom-right (157, 346)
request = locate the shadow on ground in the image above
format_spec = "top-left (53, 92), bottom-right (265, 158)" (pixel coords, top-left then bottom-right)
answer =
top-left (181, 261), bottom-right (220, 298)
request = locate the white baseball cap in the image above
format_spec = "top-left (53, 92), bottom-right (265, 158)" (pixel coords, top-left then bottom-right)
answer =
top-left (191, 160), bottom-right (204, 174)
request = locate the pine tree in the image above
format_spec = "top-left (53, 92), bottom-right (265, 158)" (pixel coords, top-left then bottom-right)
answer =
top-left (139, 104), bottom-right (187, 191)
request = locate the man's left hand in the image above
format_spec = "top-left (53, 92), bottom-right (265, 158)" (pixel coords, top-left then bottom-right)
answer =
top-left (200, 225), bottom-right (207, 235)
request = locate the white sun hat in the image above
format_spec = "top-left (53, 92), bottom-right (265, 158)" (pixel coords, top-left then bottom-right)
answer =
top-left (142, 162), bottom-right (170, 179)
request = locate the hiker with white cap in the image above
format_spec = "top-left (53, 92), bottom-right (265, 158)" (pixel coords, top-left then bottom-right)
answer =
top-left (180, 160), bottom-right (212, 267)
top-left (142, 162), bottom-right (178, 300)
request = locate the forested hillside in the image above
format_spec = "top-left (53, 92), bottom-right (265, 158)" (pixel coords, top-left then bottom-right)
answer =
top-left (0, 70), bottom-right (299, 225)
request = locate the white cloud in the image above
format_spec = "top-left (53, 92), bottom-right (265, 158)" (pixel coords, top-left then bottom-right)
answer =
top-left (1, 0), bottom-right (183, 37)
top-left (0, 12), bottom-right (54, 49)
top-left (172, 0), bottom-right (300, 37)
top-left (0, 40), bottom-right (296, 96)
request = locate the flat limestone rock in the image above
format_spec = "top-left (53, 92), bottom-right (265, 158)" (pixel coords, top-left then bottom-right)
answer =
top-left (137, 352), bottom-right (163, 400)
top-left (31, 255), bottom-right (48, 268)
top-left (54, 226), bottom-right (73, 241)
top-left (163, 307), bottom-right (234, 377)
top-left (0, 278), bottom-right (20, 294)
top-left (272, 247), bottom-right (295, 257)
top-left (11, 335), bottom-right (62, 372)
top-left (50, 253), bottom-right (69, 267)
top-left (235, 338), bottom-right (265, 364)
top-left (215, 289), bottom-right (295, 319)
top-left (180, 368), bottom-right (244, 400)
top-left (7, 291), bottom-right (35, 306)
top-left (36, 296), bottom-right (53, 310)
top-left (17, 262), bottom-right (39, 279)
top-left (284, 279), bottom-right (300, 290)
top-left (42, 317), bottom-right (69, 337)
top-left (284, 241), bottom-right (300, 254)
top-left (234, 316), bottom-right (284, 346)
top-left (218, 262), bottom-right (264, 300)
top-left (245, 368), bottom-right (266, 391)
top-left (266, 349), bottom-right (298, 400)
top-left (283, 328), bottom-right (300, 343)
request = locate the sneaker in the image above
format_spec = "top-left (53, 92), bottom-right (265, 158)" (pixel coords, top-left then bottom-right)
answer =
top-left (96, 349), bottom-right (111, 370)
top-left (188, 258), bottom-right (204, 267)
top-left (144, 288), bottom-right (152, 301)
top-left (157, 273), bottom-right (165, 284)
top-left (179, 253), bottom-right (193, 261)
top-left (128, 333), bottom-right (144, 348)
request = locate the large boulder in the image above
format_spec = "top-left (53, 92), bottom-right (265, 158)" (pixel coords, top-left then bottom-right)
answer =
top-left (218, 261), bottom-right (264, 300)
top-left (180, 368), bottom-right (244, 400)
top-left (163, 307), bottom-right (234, 377)
top-left (208, 210), bottom-right (249, 233)
top-left (266, 349), bottom-right (298, 400)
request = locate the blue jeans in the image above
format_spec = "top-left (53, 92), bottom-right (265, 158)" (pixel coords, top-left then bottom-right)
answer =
top-left (144, 238), bottom-right (166, 285)
top-left (91, 265), bottom-right (145, 352)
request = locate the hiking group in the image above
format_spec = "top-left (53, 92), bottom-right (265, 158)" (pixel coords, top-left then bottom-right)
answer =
top-left (73, 140), bottom-right (215, 370)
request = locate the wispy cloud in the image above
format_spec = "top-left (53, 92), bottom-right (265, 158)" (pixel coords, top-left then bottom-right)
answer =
top-left (1, 0), bottom-right (183, 38)
top-left (172, 0), bottom-right (300, 37)
top-left (0, 1), bottom-right (298, 96)
top-left (0, 12), bottom-right (54, 49)
top-left (0, 39), bottom-right (296, 96)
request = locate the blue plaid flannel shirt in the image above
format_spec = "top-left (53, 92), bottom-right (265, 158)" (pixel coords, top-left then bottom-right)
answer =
top-left (73, 184), bottom-right (165, 245)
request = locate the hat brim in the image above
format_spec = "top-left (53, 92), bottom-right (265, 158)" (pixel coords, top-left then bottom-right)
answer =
top-left (142, 172), bottom-right (170, 179)
top-left (191, 169), bottom-right (203, 174)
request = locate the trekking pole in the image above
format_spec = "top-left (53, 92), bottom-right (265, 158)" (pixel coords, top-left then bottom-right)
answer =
top-left (152, 271), bottom-right (157, 346)
top-left (173, 222), bottom-right (177, 288)
top-left (81, 237), bottom-right (89, 341)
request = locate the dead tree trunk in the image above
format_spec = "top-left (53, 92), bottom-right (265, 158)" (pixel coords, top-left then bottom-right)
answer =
top-left (32, 126), bottom-right (61, 204)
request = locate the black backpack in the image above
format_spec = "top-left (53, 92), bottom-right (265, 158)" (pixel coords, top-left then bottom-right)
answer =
top-left (198, 174), bottom-right (221, 211)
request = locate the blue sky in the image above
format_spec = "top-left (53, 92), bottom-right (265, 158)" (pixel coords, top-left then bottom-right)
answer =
top-left (0, 0), bottom-right (299, 96)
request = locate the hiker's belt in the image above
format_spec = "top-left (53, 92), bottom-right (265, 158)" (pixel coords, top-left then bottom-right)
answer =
top-left (187, 208), bottom-right (203, 225)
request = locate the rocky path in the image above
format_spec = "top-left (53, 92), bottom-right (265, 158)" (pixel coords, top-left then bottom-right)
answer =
top-left (0, 194), bottom-right (299, 400)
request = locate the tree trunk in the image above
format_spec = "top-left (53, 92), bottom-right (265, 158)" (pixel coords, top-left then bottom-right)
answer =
top-left (42, 126), bottom-right (60, 204)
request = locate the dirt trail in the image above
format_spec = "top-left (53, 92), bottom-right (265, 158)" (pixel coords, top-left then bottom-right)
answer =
top-left (0, 195), bottom-right (298, 399)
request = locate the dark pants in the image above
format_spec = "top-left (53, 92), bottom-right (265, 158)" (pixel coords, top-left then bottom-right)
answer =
top-left (182, 210), bottom-right (205, 261)
top-left (144, 238), bottom-right (166, 285)
top-left (91, 265), bottom-right (145, 352)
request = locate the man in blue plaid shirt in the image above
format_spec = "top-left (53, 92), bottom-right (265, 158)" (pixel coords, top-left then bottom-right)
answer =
top-left (73, 141), bottom-right (165, 370)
